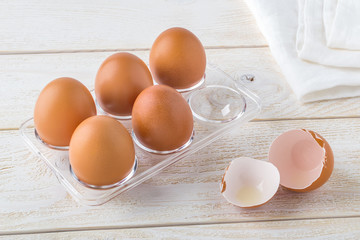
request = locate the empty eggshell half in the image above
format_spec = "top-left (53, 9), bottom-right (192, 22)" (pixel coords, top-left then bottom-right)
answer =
top-left (268, 129), bottom-right (334, 192)
top-left (221, 157), bottom-right (280, 208)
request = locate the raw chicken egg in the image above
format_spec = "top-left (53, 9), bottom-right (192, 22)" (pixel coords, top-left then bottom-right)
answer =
top-left (149, 27), bottom-right (206, 91)
top-left (268, 129), bottom-right (334, 192)
top-left (132, 85), bottom-right (194, 153)
top-left (69, 115), bottom-right (136, 188)
top-left (221, 157), bottom-right (280, 208)
top-left (34, 77), bottom-right (96, 148)
top-left (95, 52), bottom-right (153, 118)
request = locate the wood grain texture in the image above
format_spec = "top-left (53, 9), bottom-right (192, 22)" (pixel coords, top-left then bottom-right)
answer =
top-left (1, 118), bottom-right (359, 234)
top-left (2, 48), bottom-right (360, 130)
top-left (2, 217), bottom-right (360, 239)
top-left (0, 0), bottom-right (266, 53)
top-left (1, 0), bottom-right (360, 237)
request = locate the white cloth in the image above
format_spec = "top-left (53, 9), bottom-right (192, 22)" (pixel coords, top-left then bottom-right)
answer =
top-left (296, 0), bottom-right (360, 68)
top-left (245, 0), bottom-right (360, 102)
top-left (325, 0), bottom-right (360, 50)
top-left (323, 0), bottom-right (338, 46)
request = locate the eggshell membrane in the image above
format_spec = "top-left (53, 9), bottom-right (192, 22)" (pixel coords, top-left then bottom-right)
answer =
top-left (95, 52), bottom-right (153, 116)
top-left (132, 85), bottom-right (193, 152)
top-left (268, 129), bottom-right (334, 192)
top-left (69, 115), bottom-right (135, 187)
top-left (221, 157), bottom-right (280, 208)
top-left (149, 27), bottom-right (206, 90)
top-left (34, 77), bottom-right (96, 147)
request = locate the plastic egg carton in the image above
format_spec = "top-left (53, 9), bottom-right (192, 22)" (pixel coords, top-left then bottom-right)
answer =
top-left (20, 63), bottom-right (261, 206)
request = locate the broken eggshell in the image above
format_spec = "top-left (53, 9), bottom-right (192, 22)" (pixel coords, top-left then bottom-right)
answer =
top-left (221, 157), bottom-right (280, 208)
top-left (268, 129), bottom-right (334, 192)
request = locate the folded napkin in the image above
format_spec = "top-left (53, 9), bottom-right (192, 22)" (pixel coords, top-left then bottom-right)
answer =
top-left (245, 0), bottom-right (360, 102)
top-left (324, 0), bottom-right (360, 50)
top-left (296, 0), bottom-right (360, 68)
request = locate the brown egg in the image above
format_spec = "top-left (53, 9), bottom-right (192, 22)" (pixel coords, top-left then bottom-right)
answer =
top-left (34, 77), bottom-right (96, 147)
top-left (268, 129), bottom-right (334, 192)
top-left (69, 115), bottom-right (136, 187)
top-left (149, 27), bottom-right (206, 90)
top-left (132, 85), bottom-right (194, 152)
top-left (95, 52), bottom-right (153, 117)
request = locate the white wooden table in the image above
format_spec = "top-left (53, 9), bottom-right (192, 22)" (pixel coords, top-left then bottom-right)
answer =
top-left (1, 1), bottom-right (360, 239)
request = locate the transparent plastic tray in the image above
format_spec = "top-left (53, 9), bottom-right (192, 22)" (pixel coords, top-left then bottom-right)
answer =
top-left (20, 64), bottom-right (261, 206)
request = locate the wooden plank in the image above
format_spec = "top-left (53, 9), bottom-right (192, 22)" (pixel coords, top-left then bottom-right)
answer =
top-left (0, 0), bottom-right (266, 53)
top-left (1, 118), bottom-right (359, 234)
top-left (2, 48), bottom-right (360, 130)
top-left (2, 217), bottom-right (360, 239)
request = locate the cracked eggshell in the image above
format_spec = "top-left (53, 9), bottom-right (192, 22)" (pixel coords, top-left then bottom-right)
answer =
top-left (269, 129), bottom-right (334, 192)
top-left (221, 157), bottom-right (280, 208)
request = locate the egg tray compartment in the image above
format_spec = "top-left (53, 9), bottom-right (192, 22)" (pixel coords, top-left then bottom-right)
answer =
top-left (20, 64), bottom-right (261, 206)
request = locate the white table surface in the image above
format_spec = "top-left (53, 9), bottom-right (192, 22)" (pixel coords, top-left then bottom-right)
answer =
top-left (1, 0), bottom-right (360, 239)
